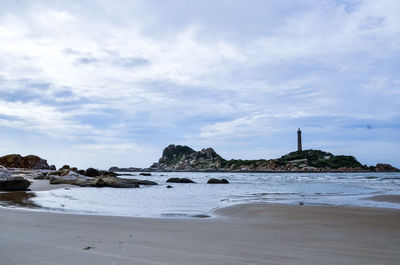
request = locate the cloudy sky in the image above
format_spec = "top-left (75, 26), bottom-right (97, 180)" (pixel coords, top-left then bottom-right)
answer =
top-left (0, 0), bottom-right (399, 169)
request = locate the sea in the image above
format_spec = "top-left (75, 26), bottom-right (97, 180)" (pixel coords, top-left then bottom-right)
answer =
top-left (5, 172), bottom-right (400, 218)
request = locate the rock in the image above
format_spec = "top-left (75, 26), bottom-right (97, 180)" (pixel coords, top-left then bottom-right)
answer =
top-left (139, 173), bottom-right (152, 176)
top-left (49, 165), bottom-right (57, 170)
top-left (32, 172), bottom-right (47, 180)
top-left (61, 165), bottom-right (70, 170)
top-left (0, 177), bottom-right (31, 191)
top-left (78, 169), bottom-right (86, 175)
top-left (166, 185), bottom-right (173, 188)
top-left (85, 168), bottom-right (99, 177)
top-left (70, 167), bottom-right (78, 173)
top-left (97, 177), bottom-right (140, 188)
top-left (108, 167), bottom-right (143, 172)
top-left (0, 165), bottom-right (12, 178)
top-left (375, 163), bottom-right (400, 172)
top-left (0, 154), bottom-right (50, 169)
top-left (49, 172), bottom-right (157, 188)
top-left (95, 178), bottom-right (105, 187)
top-left (166, 178), bottom-right (196, 183)
top-left (207, 178), bottom-right (229, 184)
top-left (128, 179), bottom-right (158, 185)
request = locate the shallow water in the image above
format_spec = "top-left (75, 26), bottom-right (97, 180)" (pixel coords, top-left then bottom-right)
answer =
top-left (9, 172), bottom-right (400, 217)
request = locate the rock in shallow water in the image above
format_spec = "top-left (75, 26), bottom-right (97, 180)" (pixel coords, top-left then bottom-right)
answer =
top-left (166, 178), bottom-right (196, 183)
top-left (207, 178), bottom-right (229, 184)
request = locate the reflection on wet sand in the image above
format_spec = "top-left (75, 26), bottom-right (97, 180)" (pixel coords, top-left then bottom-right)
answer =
top-left (0, 192), bottom-right (39, 208)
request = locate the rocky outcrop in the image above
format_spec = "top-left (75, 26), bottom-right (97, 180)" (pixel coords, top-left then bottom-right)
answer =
top-left (151, 144), bottom-right (226, 171)
top-left (207, 178), bottom-right (229, 184)
top-left (0, 166), bottom-right (31, 191)
top-left (0, 154), bottom-right (50, 169)
top-left (48, 167), bottom-right (158, 188)
top-left (166, 178), bottom-right (196, 183)
top-left (108, 167), bottom-right (143, 172)
top-left (375, 163), bottom-right (400, 172)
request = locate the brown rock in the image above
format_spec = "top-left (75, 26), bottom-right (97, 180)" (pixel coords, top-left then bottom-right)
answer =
top-left (375, 163), bottom-right (400, 172)
top-left (0, 154), bottom-right (50, 169)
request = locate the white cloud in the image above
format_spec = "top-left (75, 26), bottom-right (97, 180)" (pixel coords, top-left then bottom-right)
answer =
top-left (0, 0), bottom-right (399, 167)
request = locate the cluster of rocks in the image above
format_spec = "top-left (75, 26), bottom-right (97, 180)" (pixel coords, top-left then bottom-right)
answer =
top-left (375, 163), bottom-right (400, 172)
top-left (0, 166), bottom-right (31, 191)
top-left (44, 165), bottom-right (157, 188)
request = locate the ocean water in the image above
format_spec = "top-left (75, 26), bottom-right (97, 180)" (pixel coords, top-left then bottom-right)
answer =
top-left (29, 172), bottom-right (400, 218)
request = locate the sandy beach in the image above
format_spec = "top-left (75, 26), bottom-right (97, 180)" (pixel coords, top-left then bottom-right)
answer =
top-left (1, 203), bottom-right (399, 265)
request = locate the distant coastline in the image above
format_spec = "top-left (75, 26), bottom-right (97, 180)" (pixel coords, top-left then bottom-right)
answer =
top-left (110, 144), bottom-right (400, 173)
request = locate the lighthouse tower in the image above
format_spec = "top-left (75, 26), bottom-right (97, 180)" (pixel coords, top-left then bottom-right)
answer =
top-left (297, 128), bottom-right (302, 152)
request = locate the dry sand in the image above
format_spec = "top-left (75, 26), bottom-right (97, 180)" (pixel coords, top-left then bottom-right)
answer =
top-left (0, 203), bottom-right (399, 265)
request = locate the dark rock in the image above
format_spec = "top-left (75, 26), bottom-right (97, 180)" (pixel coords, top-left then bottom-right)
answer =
top-left (108, 167), bottom-right (143, 172)
top-left (78, 169), bottom-right (86, 175)
top-left (166, 185), bottom-right (173, 188)
top-left (85, 168), bottom-right (99, 177)
top-left (70, 167), bottom-right (78, 173)
top-left (98, 177), bottom-right (140, 188)
top-left (49, 165), bottom-right (57, 170)
top-left (0, 177), bottom-right (31, 191)
top-left (98, 171), bottom-right (117, 177)
top-left (139, 173), bottom-right (152, 176)
top-left (166, 178), bottom-right (196, 183)
top-left (0, 154), bottom-right (50, 169)
top-left (61, 165), bottom-right (70, 170)
top-left (207, 178), bottom-right (229, 184)
top-left (375, 163), bottom-right (400, 172)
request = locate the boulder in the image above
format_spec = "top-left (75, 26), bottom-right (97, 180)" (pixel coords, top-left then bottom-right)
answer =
top-left (166, 178), bottom-right (196, 183)
top-left (0, 176), bottom-right (31, 191)
top-left (85, 168), bottom-right (99, 177)
top-left (0, 154), bottom-right (50, 169)
top-left (207, 178), bottom-right (229, 184)
top-left (97, 177), bottom-right (140, 188)
top-left (139, 173), bottom-right (152, 176)
top-left (375, 163), bottom-right (400, 172)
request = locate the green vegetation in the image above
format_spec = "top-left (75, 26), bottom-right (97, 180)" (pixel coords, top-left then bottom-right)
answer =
top-left (161, 145), bottom-right (196, 165)
top-left (277, 149), bottom-right (366, 169)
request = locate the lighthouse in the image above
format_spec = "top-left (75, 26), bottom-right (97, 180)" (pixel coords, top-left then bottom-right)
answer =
top-left (297, 128), bottom-right (302, 152)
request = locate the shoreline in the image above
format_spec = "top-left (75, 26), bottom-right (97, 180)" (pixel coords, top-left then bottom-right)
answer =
top-left (1, 203), bottom-right (399, 265)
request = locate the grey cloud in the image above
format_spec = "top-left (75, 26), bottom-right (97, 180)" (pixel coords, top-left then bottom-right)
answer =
top-left (114, 57), bottom-right (150, 68)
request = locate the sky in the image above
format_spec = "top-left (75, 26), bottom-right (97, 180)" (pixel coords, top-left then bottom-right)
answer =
top-left (0, 0), bottom-right (399, 169)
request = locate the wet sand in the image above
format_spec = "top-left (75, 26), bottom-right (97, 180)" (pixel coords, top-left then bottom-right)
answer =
top-left (0, 203), bottom-right (399, 265)
top-left (366, 195), bottom-right (400, 204)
